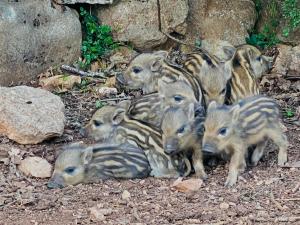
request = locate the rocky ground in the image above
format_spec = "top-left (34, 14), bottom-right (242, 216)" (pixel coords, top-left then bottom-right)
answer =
top-left (0, 51), bottom-right (299, 225)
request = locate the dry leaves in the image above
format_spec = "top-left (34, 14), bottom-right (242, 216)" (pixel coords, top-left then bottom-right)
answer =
top-left (171, 177), bottom-right (203, 193)
top-left (121, 190), bottom-right (131, 200)
top-left (89, 204), bottom-right (113, 222)
top-left (39, 75), bottom-right (81, 93)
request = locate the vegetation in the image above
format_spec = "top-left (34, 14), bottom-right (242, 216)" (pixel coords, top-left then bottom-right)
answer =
top-left (284, 108), bottom-right (295, 118)
top-left (247, 0), bottom-right (300, 49)
top-left (79, 7), bottom-right (118, 69)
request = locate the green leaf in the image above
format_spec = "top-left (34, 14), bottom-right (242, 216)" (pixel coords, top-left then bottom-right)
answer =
top-left (95, 100), bottom-right (104, 109)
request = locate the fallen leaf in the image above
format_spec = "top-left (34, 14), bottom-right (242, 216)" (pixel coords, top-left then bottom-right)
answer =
top-left (121, 190), bottom-right (131, 200)
top-left (90, 61), bottom-right (100, 72)
top-left (104, 76), bottom-right (116, 88)
top-left (39, 75), bottom-right (81, 93)
top-left (219, 202), bottom-right (230, 209)
top-left (171, 177), bottom-right (203, 193)
top-left (89, 205), bottom-right (112, 222)
top-left (18, 156), bottom-right (52, 178)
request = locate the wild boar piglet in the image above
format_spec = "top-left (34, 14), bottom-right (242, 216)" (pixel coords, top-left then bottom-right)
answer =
top-left (81, 102), bottom-right (191, 178)
top-left (202, 95), bottom-right (288, 186)
top-left (47, 142), bottom-right (150, 188)
top-left (161, 104), bottom-right (207, 179)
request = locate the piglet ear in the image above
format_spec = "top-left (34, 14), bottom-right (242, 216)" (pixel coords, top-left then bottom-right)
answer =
top-left (150, 58), bottom-right (163, 72)
top-left (111, 108), bottom-right (126, 125)
top-left (158, 78), bottom-right (168, 94)
top-left (230, 104), bottom-right (240, 122)
top-left (117, 100), bottom-right (131, 111)
top-left (187, 103), bottom-right (195, 121)
top-left (207, 101), bottom-right (218, 112)
top-left (151, 51), bottom-right (168, 72)
top-left (153, 50), bottom-right (168, 59)
top-left (81, 147), bottom-right (93, 165)
top-left (222, 46), bottom-right (236, 61)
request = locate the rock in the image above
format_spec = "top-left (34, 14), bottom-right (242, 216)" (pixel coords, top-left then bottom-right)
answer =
top-left (219, 202), bottom-right (230, 210)
top-left (185, 0), bottom-right (256, 46)
top-left (272, 44), bottom-right (300, 78)
top-left (121, 190), bottom-right (131, 200)
top-left (56, 0), bottom-right (113, 4)
top-left (18, 157), bottom-right (52, 178)
top-left (96, 0), bottom-right (189, 50)
top-left (0, 0), bottom-right (81, 86)
top-left (0, 86), bottom-right (65, 144)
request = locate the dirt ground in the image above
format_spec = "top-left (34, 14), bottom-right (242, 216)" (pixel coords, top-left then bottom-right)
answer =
top-left (0, 53), bottom-right (299, 225)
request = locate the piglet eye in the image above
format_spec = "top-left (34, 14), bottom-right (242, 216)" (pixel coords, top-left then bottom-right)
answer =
top-left (220, 88), bottom-right (226, 95)
top-left (93, 120), bottom-right (102, 127)
top-left (173, 95), bottom-right (184, 102)
top-left (64, 167), bottom-right (76, 174)
top-left (218, 127), bottom-right (228, 136)
top-left (132, 67), bottom-right (142, 74)
top-left (256, 56), bottom-right (262, 61)
top-left (177, 125), bottom-right (186, 134)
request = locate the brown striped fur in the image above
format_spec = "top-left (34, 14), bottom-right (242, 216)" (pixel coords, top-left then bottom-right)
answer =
top-left (202, 96), bottom-right (288, 186)
top-left (81, 102), bottom-right (191, 178)
top-left (183, 45), bottom-right (272, 106)
top-left (161, 104), bottom-right (207, 179)
top-left (117, 51), bottom-right (204, 103)
top-left (48, 142), bottom-right (151, 188)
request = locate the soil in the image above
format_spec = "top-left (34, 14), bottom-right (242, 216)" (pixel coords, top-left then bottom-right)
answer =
top-left (0, 53), bottom-right (299, 225)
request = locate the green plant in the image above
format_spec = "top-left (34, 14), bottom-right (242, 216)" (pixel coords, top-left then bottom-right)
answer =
top-left (79, 7), bottom-right (118, 69)
top-left (284, 108), bottom-right (295, 118)
top-left (282, 0), bottom-right (300, 37)
top-left (248, 0), bottom-right (300, 49)
top-left (195, 39), bottom-right (202, 48)
top-left (95, 100), bottom-right (105, 109)
top-left (247, 0), bottom-right (280, 49)
top-left (246, 26), bottom-right (280, 49)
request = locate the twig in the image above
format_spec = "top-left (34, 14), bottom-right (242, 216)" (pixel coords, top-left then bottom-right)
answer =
top-left (99, 97), bottom-right (132, 102)
top-left (61, 65), bottom-right (107, 79)
top-left (270, 192), bottom-right (287, 211)
top-left (292, 182), bottom-right (300, 193)
top-left (276, 198), bottom-right (300, 201)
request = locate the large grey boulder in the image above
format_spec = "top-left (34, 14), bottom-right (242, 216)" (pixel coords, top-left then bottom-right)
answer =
top-left (0, 0), bottom-right (82, 86)
top-left (96, 0), bottom-right (189, 50)
top-left (56, 0), bottom-right (113, 4)
top-left (0, 86), bottom-right (65, 145)
top-left (272, 44), bottom-right (300, 78)
top-left (185, 0), bottom-right (256, 46)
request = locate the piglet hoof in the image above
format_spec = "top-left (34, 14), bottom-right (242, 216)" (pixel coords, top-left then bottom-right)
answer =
top-left (224, 176), bottom-right (237, 187)
top-left (278, 155), bottom-right (288, 167)
top-left (195, 172), bottom-right (208, 181)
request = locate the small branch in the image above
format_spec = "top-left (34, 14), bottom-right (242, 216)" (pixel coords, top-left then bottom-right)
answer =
top-left (270, 192), bottom-right (287, 211)
top-left (61, 65), bottom-right (107, 79)
top-left (292, 182), bottom-right (300, 193)
top-left (99, 97), bottom-right (131, 102)
top-left (276, 198), bottom-right (300, 201)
